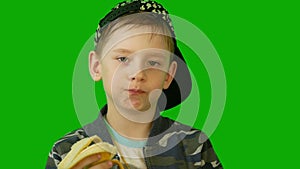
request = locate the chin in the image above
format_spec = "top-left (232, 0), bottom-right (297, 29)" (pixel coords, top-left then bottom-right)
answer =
top-left (114, 101), bottom-right (157, 123)
top-left (128, 103), bottom-right (151, 112)
top-left (118, 100), bottom-right (151, 112)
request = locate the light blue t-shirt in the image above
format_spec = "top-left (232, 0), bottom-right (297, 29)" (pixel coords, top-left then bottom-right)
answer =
top-left (103, 117), bottom-right (148, 169)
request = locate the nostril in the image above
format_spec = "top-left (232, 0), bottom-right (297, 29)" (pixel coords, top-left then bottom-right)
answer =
top-left (129, 71), bottom-right (145, 81)
top-left (129, 73), bottom-right (136, 80)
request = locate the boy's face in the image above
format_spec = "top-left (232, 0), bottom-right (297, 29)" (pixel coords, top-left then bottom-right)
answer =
top-left (89, 27), bottom-right (177, 116)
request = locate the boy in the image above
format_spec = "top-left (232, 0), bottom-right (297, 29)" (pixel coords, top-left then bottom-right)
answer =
top-left (46, 0), bottom-right (223, 168)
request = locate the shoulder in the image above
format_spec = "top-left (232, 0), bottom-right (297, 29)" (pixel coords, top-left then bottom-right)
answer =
top-left (162, 117), bottom-right (215, 153)
top-left (156, 116), bottom-right (209, 153)
top-left (158, 117), bottom-right (223, 168)
top-left (159, 115), bottom-right (205, 139)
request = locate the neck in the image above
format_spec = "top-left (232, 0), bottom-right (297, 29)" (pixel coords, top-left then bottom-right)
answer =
top-left (106, 104), bottom-right (155, 139)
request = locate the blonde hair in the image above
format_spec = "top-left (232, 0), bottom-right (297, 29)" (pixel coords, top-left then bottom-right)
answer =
top-left (95, 12), bottom-right (174, 59)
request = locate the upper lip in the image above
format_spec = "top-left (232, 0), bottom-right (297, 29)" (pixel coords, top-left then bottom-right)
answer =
top-left (127, 88), bottom-right (146, 93)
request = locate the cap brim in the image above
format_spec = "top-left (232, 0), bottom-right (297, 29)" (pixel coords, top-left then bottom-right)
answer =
top-left (158, 45), bottom-right (192, 110)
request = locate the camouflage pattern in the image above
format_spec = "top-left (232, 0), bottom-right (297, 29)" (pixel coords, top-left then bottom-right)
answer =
top-left (46, 106), bottom-right (223, 169)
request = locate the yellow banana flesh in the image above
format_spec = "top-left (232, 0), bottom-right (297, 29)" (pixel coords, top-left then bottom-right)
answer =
top-left (57, 135), bottom-right (125, 169)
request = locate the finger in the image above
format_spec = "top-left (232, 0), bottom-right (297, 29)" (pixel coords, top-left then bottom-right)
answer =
top-left (89, 160), bottom-right (113, 169)
top-left (71, 154), bottom-right (101, 169)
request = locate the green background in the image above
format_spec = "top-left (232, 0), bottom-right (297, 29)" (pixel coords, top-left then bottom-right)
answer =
top-left (0, 0), bottom-right (299, 168)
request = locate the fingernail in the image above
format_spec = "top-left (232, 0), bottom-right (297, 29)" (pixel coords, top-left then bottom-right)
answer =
top-left (107, 161), bottom-right (113, 166)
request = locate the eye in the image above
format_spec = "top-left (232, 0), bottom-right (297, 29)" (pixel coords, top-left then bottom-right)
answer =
top-left (117, 56), bottom-right (128, 63)
top-left (148, 60), bottom-right (160, 66)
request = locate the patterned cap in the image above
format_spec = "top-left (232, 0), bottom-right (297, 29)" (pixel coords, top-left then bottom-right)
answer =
top-left (95, 0), bottom-right (175, 45)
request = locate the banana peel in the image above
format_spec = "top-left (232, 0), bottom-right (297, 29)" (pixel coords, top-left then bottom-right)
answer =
top-left (58, 135), bottom-right (124, 169)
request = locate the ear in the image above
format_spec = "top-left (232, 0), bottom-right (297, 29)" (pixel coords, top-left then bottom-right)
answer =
top-left (163, 61), bottom-right (177, 89)
top-left (89, 51), bottom-right (102, 81)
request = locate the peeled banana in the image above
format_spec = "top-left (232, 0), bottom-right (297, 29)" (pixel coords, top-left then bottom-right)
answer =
top-left (57, 135), bottom-right (124, 169)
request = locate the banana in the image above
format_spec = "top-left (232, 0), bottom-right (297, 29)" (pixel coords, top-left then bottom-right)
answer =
top-left (57, 135), bottom-right (124, 169)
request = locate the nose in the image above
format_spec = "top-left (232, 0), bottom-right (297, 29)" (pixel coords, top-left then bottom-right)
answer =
top-left (129, 70), bottom-right (146, 82)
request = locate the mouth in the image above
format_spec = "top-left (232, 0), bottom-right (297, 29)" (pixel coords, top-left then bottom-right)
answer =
top-left (127, 89), bottom-right (146, 95)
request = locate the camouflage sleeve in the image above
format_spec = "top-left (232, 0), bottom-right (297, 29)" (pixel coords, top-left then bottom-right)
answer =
top-left (201, 138), bottom-right (223, 168)
top-left (45, 145), bottom-right (61, 169)
top-left (192, 131), bottom-right (223, 169)
top-left (45, 129), bottom-right (88, 169)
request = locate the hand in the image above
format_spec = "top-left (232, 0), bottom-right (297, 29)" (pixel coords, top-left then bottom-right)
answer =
top-left (70, 153), bottom-right (113, 169)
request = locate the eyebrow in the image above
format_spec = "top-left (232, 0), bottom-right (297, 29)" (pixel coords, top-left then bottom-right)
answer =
top-left (111, 48), bottom-right (134, 55)
top-left (110, 48), bottom-right (170, 58)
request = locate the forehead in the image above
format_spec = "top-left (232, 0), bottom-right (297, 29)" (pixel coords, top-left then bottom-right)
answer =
top-left (101, 26), bottom-right (169, 57)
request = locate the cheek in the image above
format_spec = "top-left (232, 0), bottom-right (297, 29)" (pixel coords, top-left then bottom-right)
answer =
top-left (103, 66), bottom-right (128, 90)
top-left (101, 76), bottom-right (111, 93)
top-left (147, 70), bottom-right (167, 87)
top-left (101, 67), bottom-right (114, 91)
top-left (148, 69), bottom-right (167, 77)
